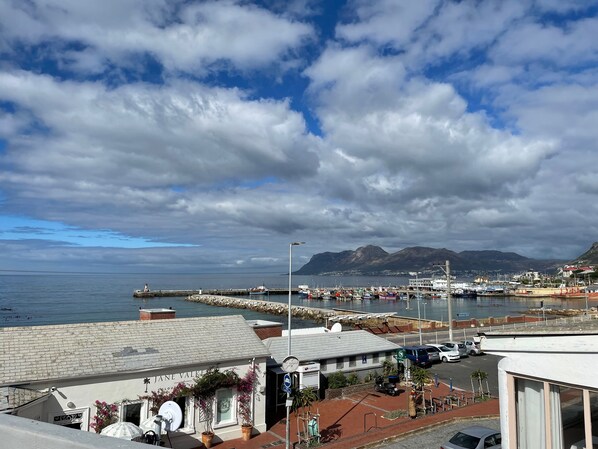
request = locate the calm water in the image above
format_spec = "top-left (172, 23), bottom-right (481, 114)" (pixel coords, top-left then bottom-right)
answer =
top-left (0, 272), bottom-right (590, 328)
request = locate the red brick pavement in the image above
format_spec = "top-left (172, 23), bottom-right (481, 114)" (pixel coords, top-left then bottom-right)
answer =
top-left (192, 384), bottom-right (499, 449)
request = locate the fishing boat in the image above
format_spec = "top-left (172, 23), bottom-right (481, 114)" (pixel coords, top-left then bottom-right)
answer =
top-left (249, 285), bottom-right (269, 295)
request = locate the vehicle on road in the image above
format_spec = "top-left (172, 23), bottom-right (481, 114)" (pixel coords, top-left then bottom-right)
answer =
top-left (440, 425), bottom-right (501, 449)
top-left (443, 341), bottom-right (468, 358)
top-left (462, 339), bottom-right (483, 356)
top-left (403, 345), bottom-right (432, 368)
top-left (425, 345), bottom-right (441, 364)
top-left (426, 343), bottom-right (460, 363)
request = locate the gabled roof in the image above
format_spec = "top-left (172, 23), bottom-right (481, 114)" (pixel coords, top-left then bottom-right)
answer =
top-left (0, 315), bottom-right (269, 386)
top-left (263, 330), bottom-right (400, 365)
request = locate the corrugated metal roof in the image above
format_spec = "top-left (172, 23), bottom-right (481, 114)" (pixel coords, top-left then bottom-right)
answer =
top-left (264, 330), bottom-right (400, 364)
top-left (0, 315), bottom-right (270, 385)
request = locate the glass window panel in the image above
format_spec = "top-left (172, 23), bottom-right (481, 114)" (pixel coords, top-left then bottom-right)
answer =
top-left (215, 389), bottom-right (234, 425)
top-left (591, 391), bottom-right (598, 445)
top-left (559, 386), bottom-right (585, 449)
top-left (516, 377), bottom-right (546, 449)
top-left (123, 402), bottom-right (142, 425)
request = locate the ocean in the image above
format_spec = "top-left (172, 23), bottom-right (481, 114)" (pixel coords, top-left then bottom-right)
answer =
top-left (0, 272), bottom-right (580, 329)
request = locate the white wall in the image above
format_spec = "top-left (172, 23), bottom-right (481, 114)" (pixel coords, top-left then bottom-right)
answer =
top-left (15, 358), bottom-right (268, 449)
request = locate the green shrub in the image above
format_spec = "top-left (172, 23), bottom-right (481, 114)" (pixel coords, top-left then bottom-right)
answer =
top-left (346, 373), bottom-right (360, 385)
top-left (327, 371), bottom-right (348, 389)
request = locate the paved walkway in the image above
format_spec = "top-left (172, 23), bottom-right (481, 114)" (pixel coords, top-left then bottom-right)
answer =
top-left (197, 383), bottom-right (499, 449)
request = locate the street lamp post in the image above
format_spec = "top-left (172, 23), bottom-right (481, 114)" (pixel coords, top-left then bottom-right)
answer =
top-left (410, 271), bottom-right (422, 345)
top-left (286, 241), bottom-right (304, 449)
top-left (436, 260), bottom-right (453, 341)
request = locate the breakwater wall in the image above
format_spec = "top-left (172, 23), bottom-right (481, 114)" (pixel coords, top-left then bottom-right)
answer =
top-left (186, 294), bottom-right (337, 322)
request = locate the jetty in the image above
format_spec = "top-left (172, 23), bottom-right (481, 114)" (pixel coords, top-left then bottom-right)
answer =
top-left (133, 288), bottom-right (299, 298)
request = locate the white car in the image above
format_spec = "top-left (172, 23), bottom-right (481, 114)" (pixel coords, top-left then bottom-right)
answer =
top-left (426, 344), bottom-right (460, 362)
top-left (462, 339), bottom-right (483, 356)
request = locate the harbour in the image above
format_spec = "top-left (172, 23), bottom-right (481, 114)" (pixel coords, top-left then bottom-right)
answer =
top-left (2, 272), bottom-right (597, 329)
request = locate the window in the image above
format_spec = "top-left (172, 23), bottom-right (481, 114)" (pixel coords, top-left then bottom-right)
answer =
top-left (336, 357), bottom-right (344, 369)
top-left (214, 388), bottom-right (236, 428)
top-left (122, 402), bottom-right (143, 425)
top-left (514, 375), bottom-right (598, 449)
top-left (372, 353), bottom-right (379, 364)
top-left (349, 356), bottom-right (356, 367)
top-left (174, 396), bottom-right (188, 429)
top-left (320, 360), bottom-right (327, 372)
top-left (516, 377), bottom-right (546, 449)
top-left (361, 354), bottom-right (367, 364)
top-left (555, 386), bottom-right (584, 449)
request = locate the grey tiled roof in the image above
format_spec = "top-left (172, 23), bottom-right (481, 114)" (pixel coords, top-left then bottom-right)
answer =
top-left (263, 330), bottom-right (400, 364)
top-left (0, 315), bottom-right (269, 386)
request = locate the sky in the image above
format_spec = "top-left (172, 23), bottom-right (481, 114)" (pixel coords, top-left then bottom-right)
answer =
top-left (1, 0), bottom-right (598, 274)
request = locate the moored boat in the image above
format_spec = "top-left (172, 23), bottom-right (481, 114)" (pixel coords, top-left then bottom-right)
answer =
top-left (249, 285), bottom-right (269, 295)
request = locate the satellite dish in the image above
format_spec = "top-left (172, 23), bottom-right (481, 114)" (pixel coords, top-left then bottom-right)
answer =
top-left (330, 323), bottom-right (342, 333)
top-left (158, 401), bottom-right (183, 432)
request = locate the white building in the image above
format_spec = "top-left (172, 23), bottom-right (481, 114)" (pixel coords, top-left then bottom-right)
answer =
top-left (0, 312), bottom-right (270, 448)
top-left (479, 318), bottom-right (598, 449)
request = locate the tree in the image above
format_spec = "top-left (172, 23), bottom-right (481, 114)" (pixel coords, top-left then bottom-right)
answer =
top-left (410, 366), bottom-right (430, 392)
top-left (471, 369), bottom-right (488, 397)
top-left (291, 386), bottom-right (318, 415)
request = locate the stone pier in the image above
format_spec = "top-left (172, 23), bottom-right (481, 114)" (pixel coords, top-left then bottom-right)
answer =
top-left (186, 294), bottom-right (337, 322)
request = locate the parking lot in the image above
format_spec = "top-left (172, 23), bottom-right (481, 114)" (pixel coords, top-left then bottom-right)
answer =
top-left (386, 330), bottom-right (502, 396)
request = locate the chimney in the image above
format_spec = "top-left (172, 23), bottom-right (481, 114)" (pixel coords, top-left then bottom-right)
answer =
top-left (246, 320), bottom-right (283, 339)
top-left (139, 307), bottom-right (176, 321)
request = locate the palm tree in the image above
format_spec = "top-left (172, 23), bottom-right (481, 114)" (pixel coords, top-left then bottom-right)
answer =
top-left (470, 369), bottom-right (488, 398)
top-left (410, 366), bottom-right (430, 393)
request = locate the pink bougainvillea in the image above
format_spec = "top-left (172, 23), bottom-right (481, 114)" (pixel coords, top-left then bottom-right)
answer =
top-left (90, 400), bottom-right (118, 433)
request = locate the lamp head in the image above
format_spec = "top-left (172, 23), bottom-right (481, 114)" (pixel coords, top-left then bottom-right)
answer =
top-left (290, 241), bottom-right (305, 246)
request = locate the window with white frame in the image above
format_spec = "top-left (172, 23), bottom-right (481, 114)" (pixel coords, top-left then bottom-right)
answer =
top-left (214, 388), bottom-right (236, 428)
top-left (372, 353), bottom-right (379, 364)
top-left (122, 401), bottom-right (143, 425)
top-left (336, 357), bottom-right (344, 369)
top-left (349, 356), bottom-right (356, 367)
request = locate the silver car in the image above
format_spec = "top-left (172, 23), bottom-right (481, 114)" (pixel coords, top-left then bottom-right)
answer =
top-left (443, 341), bottom-right (467, 358)
top-left (441, 426), bottom-right (501, 449)
top-left (424, 345), bottom-right (441, 363)
top-left (462, 339), bottom-right (483, 356)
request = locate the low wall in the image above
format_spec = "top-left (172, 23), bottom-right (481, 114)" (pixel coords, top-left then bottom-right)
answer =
top-left (325, 382), bottom-right (375, 400)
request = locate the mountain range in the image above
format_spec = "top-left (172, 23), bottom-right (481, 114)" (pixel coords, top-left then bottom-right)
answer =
top-left (292, 243), bottom-right (598, 276)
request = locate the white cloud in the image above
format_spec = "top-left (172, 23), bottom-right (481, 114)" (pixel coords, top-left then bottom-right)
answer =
top-left (0, 0), bottom-right (314, 74)
top-left (1, 0), bottom-right (598, 272)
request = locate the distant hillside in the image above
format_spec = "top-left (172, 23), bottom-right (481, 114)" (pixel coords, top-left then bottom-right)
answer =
top-left (573, 242), bottom-right (598, 265)
top-left (294, 245), bottom-right (564, 275)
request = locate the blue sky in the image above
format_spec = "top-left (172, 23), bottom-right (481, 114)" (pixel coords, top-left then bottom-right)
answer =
top-left (1, 0), bottom-right (598, 273)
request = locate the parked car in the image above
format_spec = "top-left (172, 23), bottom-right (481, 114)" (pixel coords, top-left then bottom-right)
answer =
top-left (443, 341), bottom-right (468, 358)
top-left (426, 343), bottom-right (460, 363)
top-left (462, 339), bottom-right (483, 356)
top-left (424, 345), bottom-right (441, 364)
top-left (402, 345), bottom-right (432, 368)
top-left (440, 425), bottom-right (501, 449)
